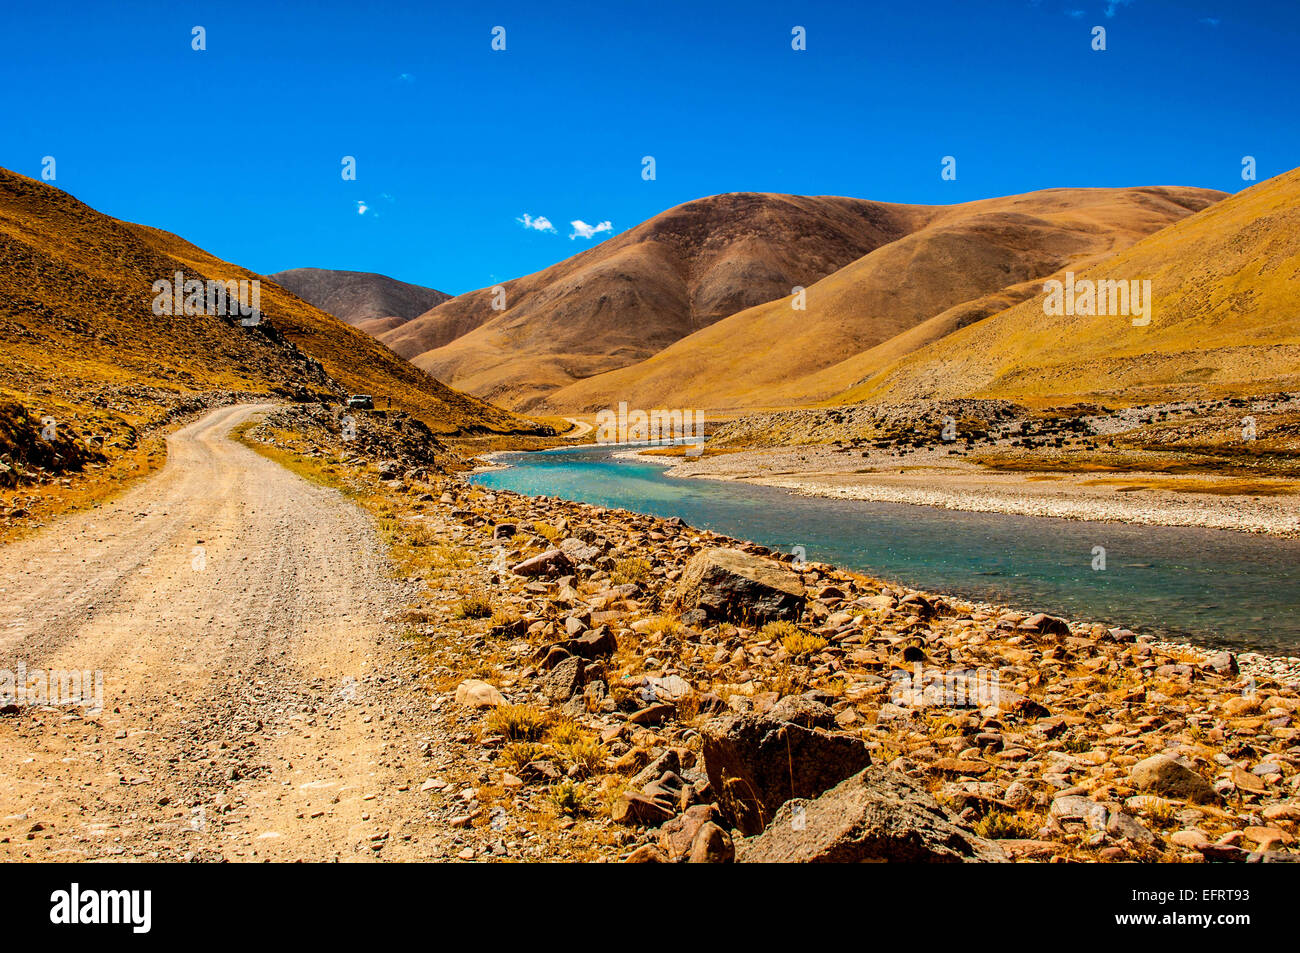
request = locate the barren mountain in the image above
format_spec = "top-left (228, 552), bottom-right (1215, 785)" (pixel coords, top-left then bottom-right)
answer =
top-left (545, 186), bottom-right (1223, 413)
top-left (840, 168), bottom-right (1300, 405)
top-left (268, 266), bottom-right (450, 336)
top-left (387, 193), bottom-right (941, 409)
top-left (0, 168), bottom-right (539, 439)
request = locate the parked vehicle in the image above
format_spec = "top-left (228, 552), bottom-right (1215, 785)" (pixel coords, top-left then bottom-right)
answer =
top-left (346, 394), bottom-right (374, 410)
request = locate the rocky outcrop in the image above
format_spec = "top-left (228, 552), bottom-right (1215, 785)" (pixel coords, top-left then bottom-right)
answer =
top-left (736, 767), bottom-right (1008, 863)
top-left (701, 696), bottom-right (871, 836)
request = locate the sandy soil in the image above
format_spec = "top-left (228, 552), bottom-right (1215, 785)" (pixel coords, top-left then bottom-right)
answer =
top-left (663, 445), bottom-right (1300, 538)
top-left (0, 405), bottom-right (443, 861)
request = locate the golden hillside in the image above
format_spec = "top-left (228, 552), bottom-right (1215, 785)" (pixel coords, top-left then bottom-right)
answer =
top-left (841, 168), bottom-right (1300, 405)
top-left (544, 187), bottom-right (1222, 413)
top-left (388, 193), bottom-right (941, 410)
top-left (268, 267), bottom-right (450, 333)
top-left (0, 168), bottom-right (540, 438)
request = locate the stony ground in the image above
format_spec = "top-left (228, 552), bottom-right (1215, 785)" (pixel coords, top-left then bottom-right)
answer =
top-left (235, 411), bottom-right (1300, 862)
top-left (4, 404), bottom-right (1298, 863)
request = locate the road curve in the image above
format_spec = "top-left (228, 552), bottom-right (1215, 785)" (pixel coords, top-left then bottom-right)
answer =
top-left (0, 404), bottom-right (435, 861)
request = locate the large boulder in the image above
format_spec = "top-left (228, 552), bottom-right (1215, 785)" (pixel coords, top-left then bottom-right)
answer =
top-left (674, 548), bottom-right (805, 625)
top-left (702, 697), bottom-right (870, 836)
top-left (1130, 754), bottom-right (1219, 803)
top-left (736, 767), bottom-right (1008, 863)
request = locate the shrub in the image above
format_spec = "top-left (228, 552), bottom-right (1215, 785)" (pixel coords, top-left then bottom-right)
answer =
top-left (974, 809), bottom-right (1039, 840)
top-left (454, 594), bottom-right (493, 619)
top-left (486, 705), bottom-right (553, 742)
top-left (548, 780), bottom-right (589, 817)
top-left (611, 557), bottom-right (652, 586)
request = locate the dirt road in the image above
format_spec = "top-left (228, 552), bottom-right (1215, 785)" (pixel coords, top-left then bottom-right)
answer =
top-left (0, 405), bottom-right (442, 861)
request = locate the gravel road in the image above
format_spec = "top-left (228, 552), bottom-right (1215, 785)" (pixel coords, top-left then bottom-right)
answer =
top-left (0, 405), bottom-right (440, 861)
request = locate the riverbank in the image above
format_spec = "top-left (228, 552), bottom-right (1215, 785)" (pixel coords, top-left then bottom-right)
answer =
top-left (660, 444), bottom-right (1300, 538)
top-left (657, 393), bottom-right (1300, 539)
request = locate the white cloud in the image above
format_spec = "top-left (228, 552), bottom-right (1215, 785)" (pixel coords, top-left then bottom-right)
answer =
top-left (1105, 0), bottom-right (1135, 17)
top-left (517, 213), bottom-right (556, 233)
top-left (1198, 16), bottom-right (1221, 26)
top-left (356, 200), bottom-right (369, 216)
top-left (569, 219), bottom-right (612, 240)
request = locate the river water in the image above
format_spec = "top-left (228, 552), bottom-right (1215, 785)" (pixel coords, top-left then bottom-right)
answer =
top-left (471, 444), bottom-right (1300, 655)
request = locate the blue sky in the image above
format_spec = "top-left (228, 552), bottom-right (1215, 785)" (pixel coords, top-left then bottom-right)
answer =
top-left (2, 0), bottom-right (1297, 294)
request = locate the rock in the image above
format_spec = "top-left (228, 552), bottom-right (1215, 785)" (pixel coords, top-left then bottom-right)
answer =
top-left (701, 705), bottom-right (871, 836)
top-left (1020, 613), bottom-right (1071, 637)
top-left (1050, 795), bottom-right (1109, 831)
top-left (511, 549), bottom-right (574, 577)
top-left (1198, 843), bottom-right (1250, 862)
top-left (1243, 826), bottom-right (1292, 849)
top-left (540, 656), bottom-right (585, 704)
top-left (519, 760), bottom-right (561, 784)
top-left (1008, 698), bottom-right (1052, 721)
top-left (629, 750), bottom-right (681, 789)
top-left (1170, 829), bottom-right (1210, 848)
top-left (1203, 651), bottom-right (1238, 675)
top-left (642, 674), bottom-right (692, 702)
top-left (559, 536), bottom-right (603, 564)
top-left (1247, 850), bottom-right (1300, 863)
top-left (898, 593), bottom-right (936, 618)
top-left (688, 822), bottom-right (735, 863)
top-left (735, 767), bottom-right (1007, 863)
top-left (624, 844), bottom-right (668, 863)
top-left (612, 791), bottom-right (676, 827)
top-left (1229, 766), bottom-right (1268, 794)
top-left (765, 694), bottom-right (838, 729)
top-left (538, 645), bottom-right (574, 670)
top-left (569, 625), bottom-right (617, 659)
top-left (1223, 696), bottom-right (1260, 716)
top-left (1004, 781), bottom-right (1032, 809)
top-left (454, 679), bottom-right (504, 708)
top-left (1131, 754), bottom-right (1218, 803)
top-left (695, 692), bottom-right (728, 715)
top-left (1106, 810), bottom-right (1156, 846)
top-left (1262, 802), bottom-right (1300, 822)
top-left (629, 703), bottom-right (675, 725)
top-left (1000, 839), bottom-right (1062, 860)
top-left (659, 804), bottom-right (720, 859)
top-left (674, 548), bottom-right (806, 625)
top-left (492, 523), bottom-right (517, 540)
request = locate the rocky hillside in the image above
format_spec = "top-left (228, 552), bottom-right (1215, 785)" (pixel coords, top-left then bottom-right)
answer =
top-left (0, 167), bottom-right (546, 469)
